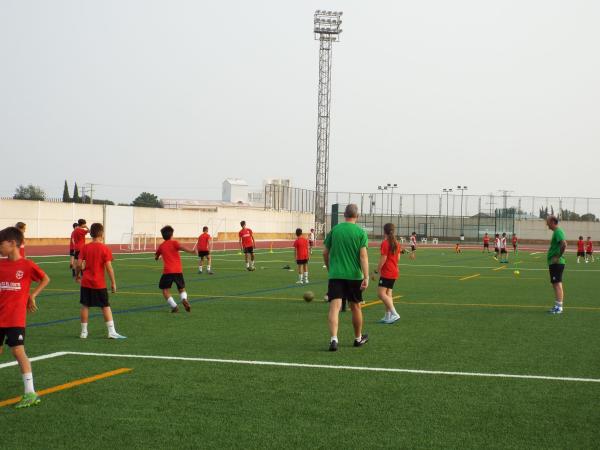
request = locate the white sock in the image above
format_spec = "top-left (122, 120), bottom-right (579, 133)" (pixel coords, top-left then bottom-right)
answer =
top-left (330, 336), bottom-right (338, 343)
top-left (198, 266), bottom-right (203, 272)
top-left (355, 335), bottom-right (362, 341)
top-left (246, 262), bottom-right (250, 268)
top-left (251, 261), bottom-right (255, 267)
top-left (304, 272), bottom-right (309, 280)
top-left (384, 311), bottom-right (391, 320)
top-left (180, 291), bottom-right (188, 301)
top-left (390, 308), bottom-right (398, 316)
top-left (81, 322), bottom-right (88, 333)
top-left (298, 274), bottom-right (303, 281)
top-left (22, 372), bottom-right (35, 394)
top-left (106, 320), bottom-right (116, 335)
top-left (207, 265), bottom-right (211, 271)
top-left (555, 300), bottom-right (563, 309)
top-left (167, 297), bottom-right (177, 308)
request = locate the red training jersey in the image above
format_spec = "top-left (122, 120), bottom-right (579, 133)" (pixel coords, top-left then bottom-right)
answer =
top-left (239, 228), bottom-right (254, 248)
top-left (293, 237), bottom-right (309, 261)
top-left (0, 258), bottom-right (45, 328)
top-left (69, 230), bottom-right (76, 251)
top-left (512, 236), bottom-right (518, 245)
top-left (156, 239), bottom-right (183, 274)
top-left (577, 240), bottom-right (585, 252)
top-left (72, 227), bottom-right (88, 252)
top-left (586, 241), bottom-right (593, 252)
top-left (79, 242), bottom-right (113, 289)
top-left (483, 236), bottom-right (490, 244)
top-left (380, 239), bottom-right (400, 280)
top-left (197, 233), bottom-right (211, 252)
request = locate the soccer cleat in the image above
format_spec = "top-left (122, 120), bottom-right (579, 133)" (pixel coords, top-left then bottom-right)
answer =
top-left (198, 270), bottom-right (203, 274)
top-left (328, 340), bottom-right (338, 352)
top-left (548, 306), bottom-right (563, 314)
top-left (384, 313), bottom-right (401, 324)
top-left (108, 332), bottom-right (127, 339)
top-left (80, 331), bottom-right (88, 339)
top-left (208, 271), bottom-right (214, 275)
top-left (353, 334), bottom-right (369, 347)
top-left (182, 299), bottom-right (191, 312)
top-left (15, 392), bottom-right (41, 409)
top-left (296, 280), bottom-right (304, 284)
top-left (171, 306), bottom-right (179, 313)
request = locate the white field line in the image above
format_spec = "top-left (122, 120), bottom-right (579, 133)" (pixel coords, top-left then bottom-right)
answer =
top-left (0, 351), bottom-right (68, 369)
top-left (398, 263), bottom-right (600, 272)
top-left (5, 351), bottom-right (594, 384)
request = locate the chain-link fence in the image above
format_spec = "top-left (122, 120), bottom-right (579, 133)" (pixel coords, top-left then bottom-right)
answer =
top-left (265, 185), bottom-right (600, 241)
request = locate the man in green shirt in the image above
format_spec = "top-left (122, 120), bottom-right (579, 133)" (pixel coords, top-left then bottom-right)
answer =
top-left (546, 216), bottom-right (567, 314)
top-left (323, 204), bottom-right (370, 351)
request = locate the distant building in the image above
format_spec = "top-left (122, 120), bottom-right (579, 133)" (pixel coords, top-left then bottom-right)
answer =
top-left (222, 178), bottom-right (248, 203)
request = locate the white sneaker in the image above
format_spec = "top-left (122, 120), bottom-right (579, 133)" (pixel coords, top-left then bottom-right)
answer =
top-left (296, 280), bottom-right (303, 284)
top-left (304, 279), bottom-right (309, 284)
top-left (80, 332), bottom-right (88, 339)
top-left (548, 306), bottom-right (563, 315)
top-left (108, 332), bottom-right (127, 339)
top-left (384, 313), bottom-right (401, 324)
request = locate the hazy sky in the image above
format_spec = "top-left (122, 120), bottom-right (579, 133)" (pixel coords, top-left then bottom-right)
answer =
top-left (1, 0), bottom-right (598, 203)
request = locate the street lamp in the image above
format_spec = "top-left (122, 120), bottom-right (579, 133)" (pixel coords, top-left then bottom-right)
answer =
top-left (386, 183), bottom-right (397, 218)
top-left (456, 185), bottom-right (468, 237)
top-left (442, 188), bottom-right (452, 238)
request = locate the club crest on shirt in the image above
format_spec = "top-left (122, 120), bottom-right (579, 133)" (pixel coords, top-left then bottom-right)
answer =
top-left (15, 270), bottom-right (24, 280)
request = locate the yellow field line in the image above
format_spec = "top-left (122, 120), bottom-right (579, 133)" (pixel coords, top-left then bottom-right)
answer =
top-left (492, 266), bottom-right (506, 271)
top-left (0, 368), bottom-right (132, 408)
top-left (459, 274), bottom-right (480, 281)
top-left (396, 300), bottom-right (600, 311)
top-left (361, 296), bottom-right (402, 309)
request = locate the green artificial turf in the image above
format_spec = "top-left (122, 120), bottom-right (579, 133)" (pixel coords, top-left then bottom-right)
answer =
top-left (1, 247), bottom-right (599, 449)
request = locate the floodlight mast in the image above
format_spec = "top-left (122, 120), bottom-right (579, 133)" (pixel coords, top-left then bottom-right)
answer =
top-left (313, 10), bottom-right (343, 238)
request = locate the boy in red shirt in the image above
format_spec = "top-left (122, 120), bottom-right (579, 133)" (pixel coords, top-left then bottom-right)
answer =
top-left (293, 228), bottom-right (310, 284)
top-left (196, 226), bottom-right (213, 275)
top-left (239, 221), bottom-right (256, 271)
top-left (375, 223), bottom-right (400, 324)
top-left (15, 222), bottom-right (26, 258)
top-left (69, 222), bottom-right (78, 277)
top-left (577, 236), bottom-right (585, 263)
top-left (76, 223), bottom-right (125, 339)
top-left (482, 233), bottom-right (490, 253)
top-left (512, 234), bottom-right (518, 254)
top-left (585, 237), bottom-right (594, 263)
top-left (71, 219), bottom-right (89, 278)
top-left (155, 225), bottom-right (196, 313)
top-left (0, 226), bottom-right (50, 408)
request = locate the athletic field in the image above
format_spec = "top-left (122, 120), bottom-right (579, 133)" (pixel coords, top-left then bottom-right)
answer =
top-left (1, 247), bottom-right (599, 449)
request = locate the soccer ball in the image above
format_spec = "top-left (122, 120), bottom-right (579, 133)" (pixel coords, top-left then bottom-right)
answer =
top-left (303, 291), bottom-right (315, 302)
top-left (514, 270), bottom-right (520, 276)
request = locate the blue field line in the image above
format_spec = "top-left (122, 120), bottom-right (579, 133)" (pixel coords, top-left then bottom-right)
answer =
top-left (28, 279), bottom-right (328, 329)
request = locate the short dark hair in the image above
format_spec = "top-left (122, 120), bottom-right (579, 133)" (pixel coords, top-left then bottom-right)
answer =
top-left (72, 222), bottom-right (78, 229)
top-left (296, 228), bottom-right (302, 237)
top-left (90, 223), bottom-right (104, 238)
top-left (343, 204), bottom-right (358, 219)
top-left (412, 231), bottom-right (416, 235)
top-left (15, 222), bottom-right (26, 231)
top-left (203, 226), bottom-right (208, 232)
top-left (161, 225), bottom-right (174, 240)
top-left (502, 232), bottom-right (506, 237)
top-left (78, 219), bottom-right (86, 226)
top-left (548, 215), bottom-right (559, 225)
top-left (579, 236), bottom-right (583, 240)
top-left (0, 227), bottom-right (24, 246)
top-left (240, 221), bottom-right (246, 227)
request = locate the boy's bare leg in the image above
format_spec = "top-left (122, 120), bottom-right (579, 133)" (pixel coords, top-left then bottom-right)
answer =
top-left (328, 299), bottom-right (342, 339)
top-left (163, 288), bottom-right (178, 311)
top-left (349, 301), bottom-right (363, 339)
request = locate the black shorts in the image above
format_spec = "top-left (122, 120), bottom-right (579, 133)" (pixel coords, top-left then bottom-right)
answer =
top-left (198, 251), bottom-right (210, 258)
top-left (0, 327), bottom-right (26, 347)
top-left (549, 264), bottom-right (565, 284)
top-left (309, 240), bottom-right (314, 247)
top-left (243, 246), bottom-right (254, 254)
top-left (80, 287), bottom-right (110, 308)
top-left (411, 245), bottom-right (416, 251)
top-left (483, 243), bottom-right (489, 248)
top-left (501, 249), bottom-right (507, 254)
top-left (73, 250), bottom-right (81, 259)
top-left (327, 279), bottom-right (363, 303)
top-left (296, 259), bottom-right (308, 265)
top-left (494, 247), bottom-right (499, 253)
top-left (587, 251), bottom-right (593, 255)
top-left (378, 277), bottom-right (396, 289)
top-left (69, 249), bottom-right (76, 257)
top-left (577, 251), bottom-right (585, 257)
top-left (159, 273), bottom-right (185, 290)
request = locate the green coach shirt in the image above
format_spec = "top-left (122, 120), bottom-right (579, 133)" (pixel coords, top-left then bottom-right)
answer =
top-left (324, 222), bottom-right (368, 280)
top-left (547, 227), bottom-right (566, 265)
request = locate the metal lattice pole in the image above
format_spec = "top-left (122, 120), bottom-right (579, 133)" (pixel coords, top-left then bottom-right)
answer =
top-left (314, 10), bottom-right (342, 237)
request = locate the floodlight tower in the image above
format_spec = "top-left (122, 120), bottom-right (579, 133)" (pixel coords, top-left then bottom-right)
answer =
top-left (313, 10), bottom-right (343, 237)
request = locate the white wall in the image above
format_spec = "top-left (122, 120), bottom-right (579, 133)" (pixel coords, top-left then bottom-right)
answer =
top-left (0, 199), bottom-right (314, 244)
